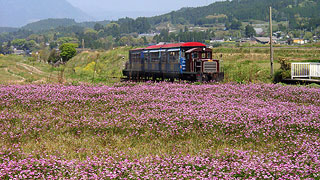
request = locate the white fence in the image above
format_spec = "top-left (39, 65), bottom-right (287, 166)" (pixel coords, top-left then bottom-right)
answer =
top-left (291, 63), bottom-right (320, 79)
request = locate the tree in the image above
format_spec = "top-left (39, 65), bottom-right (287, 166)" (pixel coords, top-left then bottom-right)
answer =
top-left (105, 23), bottom-right (120, 37)
top-left (134, 17), bottom-right (151, 33)
top-left (230, 20), bottom-right (242, 30)
top-left (0, 42), bottom-right (3, 54)
top-left (83, 29), bottom-right (98, 48)
top-left (3, 41), bottom-right (13, 54)
top-left (11, 39), bottom-right (27, 49)
top-left (49, 42), bottom-right (58, 49)
top-left (59, 43), bottom-right (77, 63)
top-left (57, 37), bottom-right (79, 45)
top-left (245, 25), bottom-right (256, 37)
top-left (25, 40), bottom-right (37, 51)
top-left (94, 23), bottom-right (105, 32)
top-left (48, 49), bottom-right (60, 64)
top-left (304, 32), bottom-right (313, 41)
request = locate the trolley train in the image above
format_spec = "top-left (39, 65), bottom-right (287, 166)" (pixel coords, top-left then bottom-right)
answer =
top-left (123, 42), bottom-right (224, 82)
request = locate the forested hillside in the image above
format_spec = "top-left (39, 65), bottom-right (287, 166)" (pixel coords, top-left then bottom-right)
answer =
top-left (22, 19), bottom-right (110, 32)
top-left (1, 0), bottom-right (320, 53)
top-left (0, 27), bottom-right (19, 34)
top-left (149, 0), bottom-right (320, 29)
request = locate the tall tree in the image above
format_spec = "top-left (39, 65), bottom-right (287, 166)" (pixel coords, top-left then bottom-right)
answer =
top-left (59, 43), bottom-right (77, 63)
top-left (94, 23), bottom-right (105, 32)
top-left (230, 20), bottom-right (242, 30)
top-left (48, 49), bottom-right (60, 64)
top-left (0, 42), bottom-right (3, 54)
top-left (245, 25), bottom-right (256, 37)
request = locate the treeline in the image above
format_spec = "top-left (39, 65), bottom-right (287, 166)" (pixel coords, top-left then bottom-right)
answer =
top-left (0, 17), bottom-right (152, 51)
top-left (22, 18), bottom-right (111, 32)
top-left (153, 28), bottom-right (215, 43)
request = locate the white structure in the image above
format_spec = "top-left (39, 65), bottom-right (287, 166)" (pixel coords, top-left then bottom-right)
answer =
top-left (254, 28), bottom-right (264, 35)
top-left (291, 63), bottom-right (320, 79)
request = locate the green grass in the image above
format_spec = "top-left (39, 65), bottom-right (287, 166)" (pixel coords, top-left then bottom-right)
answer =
top-left (64, 47), bottom-right (131, 83)
top-left (213, 46), bottom-right (320, 83)
top-left (0, 46), bottom-right (319, 84)
top-left (0, 55), bottom-right (60, 84)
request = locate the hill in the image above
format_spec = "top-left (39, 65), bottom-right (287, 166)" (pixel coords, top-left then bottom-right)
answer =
top-left (0, 27), bottom-right (19, 34)
top-left (0, 0), bottom-right (91, 27)
top-left (22, 19), bottom-right (78, 32)
top-left (22, 19), bottom-right (111, 32)
top-left (149, 0), bottom-right (320, 28)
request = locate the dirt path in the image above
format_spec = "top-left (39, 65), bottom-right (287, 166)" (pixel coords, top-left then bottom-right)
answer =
top-left (3, 62), bottom-right (59, 83)
top-left (17, 62), bottom-right (45, 75)
top-left (4, 67), bottom-right (25, 83)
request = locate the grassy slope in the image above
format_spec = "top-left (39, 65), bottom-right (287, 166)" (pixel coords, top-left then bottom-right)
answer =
top-left (64, 47), bottom-right (131, 83)
top-left (0, 55), bottom-right (59, 84)
top-left (0, 47), bottom-right (131, 84)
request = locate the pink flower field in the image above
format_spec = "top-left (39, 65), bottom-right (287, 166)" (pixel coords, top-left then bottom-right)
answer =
top-left (0, 82), bottom-right (319, 179)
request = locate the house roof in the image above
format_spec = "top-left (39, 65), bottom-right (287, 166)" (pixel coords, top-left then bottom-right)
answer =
top-left (254, 37), bottom-right (277, 43)
top-left (254, 28), bottom-right (264, 34)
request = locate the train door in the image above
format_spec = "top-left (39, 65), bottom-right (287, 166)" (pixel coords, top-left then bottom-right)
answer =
top-left (193, 52), bottom-right (201, 72)
top-left (140, 51), bottom-right (145, 72)
top-left (185, 53), bottom-right (191, 72)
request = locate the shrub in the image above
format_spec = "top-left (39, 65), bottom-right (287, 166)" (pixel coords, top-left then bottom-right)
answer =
top-left (273, 69), bottom-right (291, 83)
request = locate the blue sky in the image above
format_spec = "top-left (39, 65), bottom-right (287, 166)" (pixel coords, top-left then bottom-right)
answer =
top-left (67, 0), bottom-right (220, 20)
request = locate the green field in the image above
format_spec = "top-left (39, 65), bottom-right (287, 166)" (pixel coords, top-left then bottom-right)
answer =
top-left (0, 46), bottom-right (319, 84)
top-left (213, 47), bottom-right (320, 83)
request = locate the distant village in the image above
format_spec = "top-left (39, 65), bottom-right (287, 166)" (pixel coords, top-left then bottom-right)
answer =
top-left (1, 23), bottom-right (320, 57)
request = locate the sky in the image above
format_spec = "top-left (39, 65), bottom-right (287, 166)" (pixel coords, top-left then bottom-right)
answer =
top-left (67, 0), bottom-right (220, 20)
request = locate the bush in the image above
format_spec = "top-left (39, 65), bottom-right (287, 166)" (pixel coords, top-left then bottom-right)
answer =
top-left (211, 43), bottom-right (222, 47)
top-left (273, 69), bottom-right (291, 83)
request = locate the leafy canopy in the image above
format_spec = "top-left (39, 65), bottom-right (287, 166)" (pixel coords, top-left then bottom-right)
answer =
top-left (59, 43), bottom-right (77, 63)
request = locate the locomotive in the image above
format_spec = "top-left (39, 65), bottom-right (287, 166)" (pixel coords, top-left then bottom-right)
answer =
top-left (123, 42), bottom-right (224, 82)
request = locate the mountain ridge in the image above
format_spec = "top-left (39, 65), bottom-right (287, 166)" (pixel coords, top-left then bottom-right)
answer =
top-left (22, 18), bottom-right (110, 32)
top-left (0, 0), bottom-right (91, 27)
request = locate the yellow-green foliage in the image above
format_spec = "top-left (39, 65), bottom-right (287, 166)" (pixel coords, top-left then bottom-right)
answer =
top-left (64, 46), bottom-right (132, 83)
top-left (75, 62), bottom-right (96, 76)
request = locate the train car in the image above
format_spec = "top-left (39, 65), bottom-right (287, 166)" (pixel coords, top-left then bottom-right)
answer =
top-left (123, 42), bottom-right (224, 82)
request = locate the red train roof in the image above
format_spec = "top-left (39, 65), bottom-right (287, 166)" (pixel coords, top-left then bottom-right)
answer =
top-left (145, 42), bottom-right (206, 50)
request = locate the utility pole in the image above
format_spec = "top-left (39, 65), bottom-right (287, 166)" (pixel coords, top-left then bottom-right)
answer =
top-left (269, 6), bottom-right (274, 77)
top-left (82, 39), bottom-right (85, 51)
top-left (92, 54), bottom-right (99, 83)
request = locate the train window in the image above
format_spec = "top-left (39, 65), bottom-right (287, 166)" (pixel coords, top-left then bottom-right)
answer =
top-left (192, 53), bottom-right (198, 59)
top-left (144, 53), bottom-right (149, 62)
top-left (186, 54), bottom-right (190, 60)
top-left (208, 52), bottom-right (212, 59)
top-left (130, 52), bottom-right (142, 62)
top-left (151, 52), bottom-right (160, 62)
top-left (136, 53), bottom-right (140, 62)
top-left (202, 53), bottom-right (206, 59)
top-left (133, 54), bottom-right (136, 62)
top-left (161, 51), bottom-right (167, 62)
top-left (169, 51), bottom-right (179, 62)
